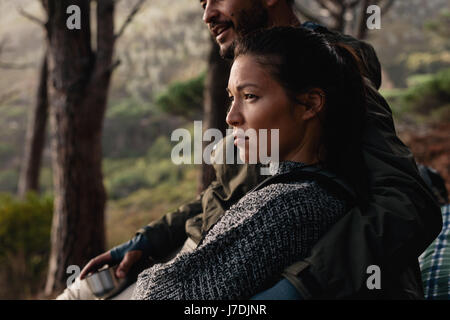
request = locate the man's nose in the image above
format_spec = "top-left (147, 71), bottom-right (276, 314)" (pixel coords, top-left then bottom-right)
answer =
top-left (203, 2), bottom-right (219, 24)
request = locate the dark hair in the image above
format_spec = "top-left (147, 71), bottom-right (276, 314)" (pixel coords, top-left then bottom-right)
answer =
top-left (234, 26), bottom-right (369, 206)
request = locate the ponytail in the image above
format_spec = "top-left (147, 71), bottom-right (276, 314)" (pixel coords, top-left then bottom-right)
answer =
top-left (322, 43), bottom-right (369, 207)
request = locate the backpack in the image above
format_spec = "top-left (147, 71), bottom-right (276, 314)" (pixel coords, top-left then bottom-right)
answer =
top-left (250, 165), bottom-right (357, 206)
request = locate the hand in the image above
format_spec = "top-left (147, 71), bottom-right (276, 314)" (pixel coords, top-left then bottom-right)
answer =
top-left (80, 251), bottom-right (113, 280)
top-left (80, 250), bottom-right (143, 280)
top-left (115, 250), bottom-right (143, 279)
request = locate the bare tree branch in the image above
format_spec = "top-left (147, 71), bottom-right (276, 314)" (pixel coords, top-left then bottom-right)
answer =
top-left (0, 61), bottom-right (35, 69)
top-left (17, 6), bottom-right (46, 27)
top-left (356, 0), bottom-right (370, 39)
top-left (294, 2), bottom-right (327, 25)
top-left (114, 0), bottom-right (146, 40)
top-left (346, 0), bottom-right (362, 9)
top-left (380, 0), bottom-right (396, 14)
top-left (2, 5), bottom-right (47, 71)
top-left (316, 0), bottom-right (340, 16)
top-left (108, 59), bottom-right (121, 73)
top-left (296, 0), bottom-right (395, 38)
top-left (0, 89), bottom-right (20, 105)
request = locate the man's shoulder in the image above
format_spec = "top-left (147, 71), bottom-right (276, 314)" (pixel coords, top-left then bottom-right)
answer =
top-left (419, 204), bottom-right (450, 262)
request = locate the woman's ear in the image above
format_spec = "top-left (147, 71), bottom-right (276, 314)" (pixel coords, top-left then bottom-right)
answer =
top-left (296, 88), bottom-right (326, 121)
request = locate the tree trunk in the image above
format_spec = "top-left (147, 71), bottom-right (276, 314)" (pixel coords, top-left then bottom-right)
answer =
top-left (17, 51), bottom-right (48, 198)
top-left (356, 0), bottom-right (371, 39)
top-left (200, 38), bottom-right (231, 192)
top-left (44, 0), bottom-right (115, 296)
top-left (335, 5), bottom-right (346, 33)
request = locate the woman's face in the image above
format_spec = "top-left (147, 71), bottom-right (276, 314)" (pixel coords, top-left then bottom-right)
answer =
top-left (226, 54), bottom-right (308, 163)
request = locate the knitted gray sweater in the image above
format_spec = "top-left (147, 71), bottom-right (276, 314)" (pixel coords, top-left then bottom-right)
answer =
top-left (132, 161), bottom-right (348, 300)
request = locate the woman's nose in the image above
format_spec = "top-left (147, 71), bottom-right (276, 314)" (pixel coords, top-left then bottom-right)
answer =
top-left (226, 102), bottom-right (244, 128)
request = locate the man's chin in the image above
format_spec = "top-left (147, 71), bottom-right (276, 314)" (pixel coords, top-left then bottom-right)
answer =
top-left (218, 41), bottom-right (236, 60)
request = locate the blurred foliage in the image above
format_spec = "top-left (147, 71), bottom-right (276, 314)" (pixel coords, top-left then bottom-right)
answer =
top-left (39, 167), bottom-right (53, 194)
top-left (383, 68), bottom-right (450, 122)
top-left (102, 97), bottom-right (186, 159)
top-left (1, 0), bottom-right (448, 299)
top-left (106, 167), bottom-right (198, 248)
top-left (0, 168), bottom-right (19, 193)
top-left (403, 52), bottom-right (450, 75)
top-left (398, 10), bottom-right (450, 80)
top-left (0, 103), bottom-right (27, 175)
top-left (155, 72), bottom-right (205, 120)
top-left (406, 74), bottom-right (435, 87)
top-left (376, 7), bottom-right (450, 88)
top-left (146, 135), bottom-right (174, 161)
top-left (105, 162), bottom-right (151, 199)
top-left (0, 192), bottom-right (53, 299)
top-left (111, 0), bottom-right (209, 100)
top-left (0, 143), bottom-right (15, 160)
top-left (424, 9), bottom-right (450, 48)
top-left (103, 134), bottom-right (199, 247)
top-left (104, 135), bottom-right (186, 200)
top-left (402, 68), bottom-right (450, 115)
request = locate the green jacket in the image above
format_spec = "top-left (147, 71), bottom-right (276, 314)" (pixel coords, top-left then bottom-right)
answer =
top-left (138, 28), bottom-right (443, 299)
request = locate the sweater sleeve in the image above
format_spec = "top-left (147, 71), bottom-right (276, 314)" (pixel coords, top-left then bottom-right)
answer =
top-left (135, 192), bottom-right (203, 260)
top-left (132, 182), bottom-right (347, 300)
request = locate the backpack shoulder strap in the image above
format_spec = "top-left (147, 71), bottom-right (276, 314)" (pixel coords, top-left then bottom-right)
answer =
top-left (251, 166), bottom-right (357, 205)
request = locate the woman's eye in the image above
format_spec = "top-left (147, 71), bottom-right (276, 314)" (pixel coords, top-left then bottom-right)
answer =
top-left (244, 94), bottom-right (258, 100)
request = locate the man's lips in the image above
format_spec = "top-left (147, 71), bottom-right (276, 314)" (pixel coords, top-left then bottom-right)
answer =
top-left (211, 23), bottom-right (232, 38)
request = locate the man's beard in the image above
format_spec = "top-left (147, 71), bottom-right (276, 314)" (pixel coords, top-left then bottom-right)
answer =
top-left (220, 1), bottom-right (269, 60)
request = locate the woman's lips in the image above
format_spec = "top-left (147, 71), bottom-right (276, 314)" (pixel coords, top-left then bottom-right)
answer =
top-left (233, 136), bottom-right (249, 146)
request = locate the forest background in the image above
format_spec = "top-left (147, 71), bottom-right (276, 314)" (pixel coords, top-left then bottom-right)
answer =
top-left (0, 0), bottom-right (449, 299)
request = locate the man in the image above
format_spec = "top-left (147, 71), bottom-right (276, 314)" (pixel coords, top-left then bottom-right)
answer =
top-left (70, 0), bottom-right (441, 299)
top-left (417, 165), bottom-right (449, 300)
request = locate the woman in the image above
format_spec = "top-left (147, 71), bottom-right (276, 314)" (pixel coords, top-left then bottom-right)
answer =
top-left (132, 26), bottom-right (369, 300)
